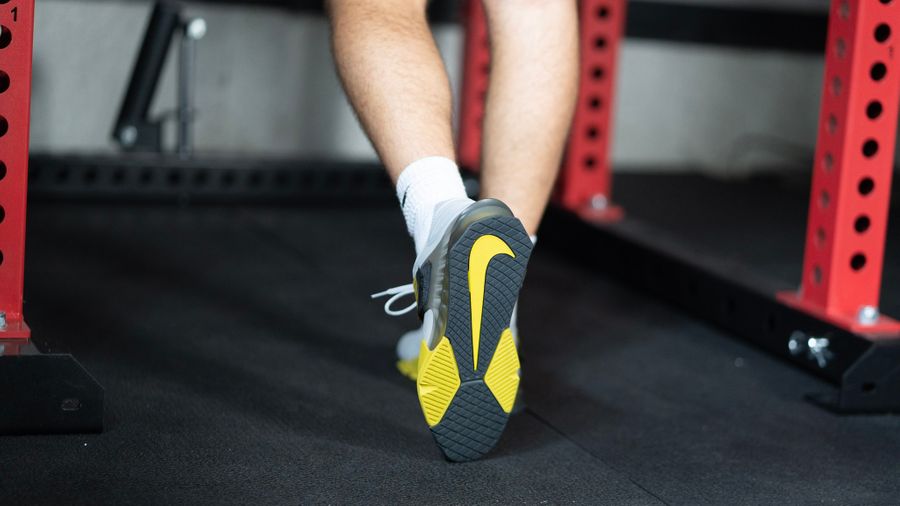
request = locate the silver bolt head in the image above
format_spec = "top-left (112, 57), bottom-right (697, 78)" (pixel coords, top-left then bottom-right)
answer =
top-left (590, 194), bottom-right (608, 210)
top-left (858, 305), bottom-right (879, 326)
top-left (119, 126), bottom-right (138, 146)
top-left (808, 337), bottom-right (830, 352)
top-left (788, 330), bottom-right (806, 354)
top-left (186, 18), bottom-right (207, 40)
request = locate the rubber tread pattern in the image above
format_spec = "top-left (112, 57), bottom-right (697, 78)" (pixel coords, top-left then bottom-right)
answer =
top-left (445, 217), bottom-right (530, 378)
top-left (483, 329), bottom-right (520, 413)
top-left (429, 215), bottom-right (532, 462)
top-left (417, 337), bottom-right (461, 427)
top-left (432, 381), bottom-right (510, 462)
top-left (416, 261), bottom-right (432, 318)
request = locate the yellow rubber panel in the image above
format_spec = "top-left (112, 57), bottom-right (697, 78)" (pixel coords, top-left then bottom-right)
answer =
top-left (468, 235), bottom-right (515, 371)
top-left (483, 328), bottom-right (520, 414)
top-left (396, 358), bottom-right (418, 381)
top-left (417, 337), bottom-right (461, 427)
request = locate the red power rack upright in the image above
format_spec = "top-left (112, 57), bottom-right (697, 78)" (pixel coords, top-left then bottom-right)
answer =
top-left (0, 0), bottom-right (33, 342)
top-left (0, 0), bottom-right (104, 435)
top-left (780, 0), bottom-right (900, 334)
top-left (457, 0), bottom-right (626, 220)
top-left (555, 0), bottom-right (626, 219)
top-left (457, 0), bottom-right (489, 171)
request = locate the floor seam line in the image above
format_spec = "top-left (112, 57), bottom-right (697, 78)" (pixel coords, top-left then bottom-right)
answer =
top-left (524, 407), bottom-right (671, 506)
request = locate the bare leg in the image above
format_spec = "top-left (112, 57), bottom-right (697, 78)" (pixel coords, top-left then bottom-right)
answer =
top-left (327, 0), bottom-right (456, 182)
top-left (479, 0), bottom-right (579, 235)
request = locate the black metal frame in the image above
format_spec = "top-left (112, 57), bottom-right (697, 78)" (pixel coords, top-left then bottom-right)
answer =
top-left (0, 341), bottom-right (104, 435)
top-left (541, 207), bottom-right (900, 413)
top-left (28, 154), bottom-right (393, 204)
top-left (112, 2), bottom-right (182, 152)
top-left (122, 0), bottom-right (830, 53)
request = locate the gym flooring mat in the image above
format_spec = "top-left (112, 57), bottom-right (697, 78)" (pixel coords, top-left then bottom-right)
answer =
top-left (1, 172), bottom-right (898, 504)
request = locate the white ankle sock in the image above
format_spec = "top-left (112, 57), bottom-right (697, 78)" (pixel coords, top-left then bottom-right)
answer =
top-left (396, 157), bottom-right (468, 254)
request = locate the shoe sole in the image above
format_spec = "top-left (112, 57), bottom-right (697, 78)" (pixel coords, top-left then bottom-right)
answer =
top-left (416, 201), bottom-right (532, 462)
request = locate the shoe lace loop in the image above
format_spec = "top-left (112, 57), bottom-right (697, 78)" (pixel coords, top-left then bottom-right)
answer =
top-left (371, 284), bottom-right (417, 316)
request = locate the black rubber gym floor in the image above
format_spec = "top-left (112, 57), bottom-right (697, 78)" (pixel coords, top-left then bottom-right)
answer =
top-left (2, 172), bottom-right (899, 504)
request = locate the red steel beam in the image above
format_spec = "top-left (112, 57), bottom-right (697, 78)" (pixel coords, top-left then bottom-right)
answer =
top-left (0, 0), bottom-right (33, 339)
top-left (457, 0), bottom-right (490, 172)
top-left (458, 0), bottom-right (627, 222)
top-left (554, 0), bottom-right (626, 220)
top-left (780, 0), bottom-right (900, 334)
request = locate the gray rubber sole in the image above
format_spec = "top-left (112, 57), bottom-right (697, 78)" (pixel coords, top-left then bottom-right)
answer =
top-left (424, 201), bottom-right (532, 462)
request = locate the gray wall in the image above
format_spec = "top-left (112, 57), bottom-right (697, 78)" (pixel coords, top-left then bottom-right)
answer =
top-left (29, 0), bottom-right (851, 175)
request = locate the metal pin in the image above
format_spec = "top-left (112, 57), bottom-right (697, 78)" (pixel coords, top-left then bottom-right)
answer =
top-left (590, 194), bottom-right (608, 210)
top-left (119, 126), bottom-right (138, 146)
top-left (858, 305), bottom-right (879, 326)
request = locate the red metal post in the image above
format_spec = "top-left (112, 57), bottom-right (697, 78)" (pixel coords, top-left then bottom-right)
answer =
top-left (458, 0), bottom-right (627, 221)
top-left (555, 0), bottom-right (626, 220)
top-left (779, 0), bottom-right (900, 334)
top-left (457, 0), bottom-right (490, 171)
top-left (0, 0), bottom-right (33, 339)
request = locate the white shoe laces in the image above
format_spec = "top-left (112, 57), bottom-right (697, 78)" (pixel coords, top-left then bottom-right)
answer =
top-left (371, 284), bottom-right (417, 316)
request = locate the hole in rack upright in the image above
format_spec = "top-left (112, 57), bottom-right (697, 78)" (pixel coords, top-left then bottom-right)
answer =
top-left (0, 25), bottom-right (11, 49)
top-left (859, 177), bottom-right (875, 195)
top-left (867, 101), bottom-right (883, 119)
top-left (863, 139), bottom-right (879, 158)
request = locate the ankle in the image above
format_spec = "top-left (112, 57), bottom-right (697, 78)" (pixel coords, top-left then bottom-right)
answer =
top-left (396, 157), bottom-right (468, 254)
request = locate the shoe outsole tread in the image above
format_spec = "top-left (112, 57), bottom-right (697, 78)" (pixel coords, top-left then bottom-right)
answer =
top-left (419, 210), bottom-right (532, 462)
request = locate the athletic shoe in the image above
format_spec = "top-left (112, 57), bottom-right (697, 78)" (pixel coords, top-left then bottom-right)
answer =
top-left (372, 198), bottom-right (533, 462)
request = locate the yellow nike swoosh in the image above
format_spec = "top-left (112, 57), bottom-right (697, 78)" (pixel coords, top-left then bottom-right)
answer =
top-left (468, 235), bottom-right (515, 371)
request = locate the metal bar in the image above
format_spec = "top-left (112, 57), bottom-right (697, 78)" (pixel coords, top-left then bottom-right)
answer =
top-left (0, 0), bottom-right (33, 339)
top-left (543, 206), bottom-right (900, 413)
top-left (177, 26), bottom-right (194, 158)
top-left (780, 0), bottom-right (900, 335)
top-left (177, 19), bottom-right (206, 159)
top-left (0, 353), bottom-right (105, 434)
top-left (555, 0), bottom-right (626, 219)
top-left (27, 154), bottom-right (395, 204)
top-left (457, 0), bottom-right (490, 171)
top-left (112, 1), bottom-right (181, 151)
